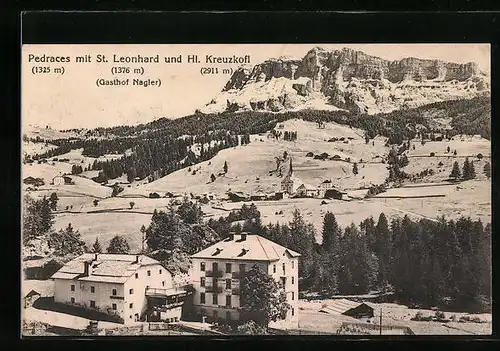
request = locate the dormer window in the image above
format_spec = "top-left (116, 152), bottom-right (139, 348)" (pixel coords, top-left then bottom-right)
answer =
top-left (237, 248), bottom-right (249, 257)
top-left (212, 248), bottom-right (223, 256)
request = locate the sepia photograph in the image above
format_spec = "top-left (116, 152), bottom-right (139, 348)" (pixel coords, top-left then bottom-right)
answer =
top-left (21, 43), bottom-right (491, 336)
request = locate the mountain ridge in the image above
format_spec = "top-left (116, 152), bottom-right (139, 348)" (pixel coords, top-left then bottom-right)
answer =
top-left (200, 47), bottom-right (490, 115)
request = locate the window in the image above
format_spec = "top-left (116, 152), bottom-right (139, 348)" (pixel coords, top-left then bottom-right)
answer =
top-left (226, 279), bottom-right (231, 289)
top-left (226, 295), bottom-right (231, 307)
top-left (200, 292), bottom-right (205, 304)
top-left (226, 311), bottom-right (231, 321)
top-left (292, 308), bottom-right (295, 316)
top-left (200, 277), bottom-right (205, 287)
top-left (159, 269), bottom-right (162, 274)
top-left (162, 281), bottom-right (165, 287)
top-left (273, 265), bottom-right (276, 273)
top-left (282, 263), bottom-right (286, 274)
top-left (130, 315), bottom-right (132, 319)
top-left (70, 285), bottom-right (75, 292)
top-left (129, 303), bottom-right (133, 308)
top-left (129, 289), bottom-right (134, 294)
top-left (135, 273), bottom-right (138, 279)
top-left (212, 293), bottom-right (218, 305)
top-left (90, 300), bottom-right (96, 308)
top-left (292, 261), bottom-right (294, 269)
top-left (112, 303), bottom-right (117, 310)
top-left (213, 310), bottom-right (218, 319)
top-left (112, 289), bottom-right (117, 296)
top-left (226, 263), bottom-right (231, 273)
top-left (147, 270), bottom-right (151, 276)
top-left (291, 292), bottom-right (294, 301)
top-left (212, 262), bottom-right (218, 272)
top-left (200, 262), bottom-right (205, 271)
top-left (239, 264), bottom-right (245, 273)
top-left (90, 286), bottom-right (95, 293)
top-left (70, 297), bottom-right (75, 303)
top-left (292, 277), bottom-right (295, 285)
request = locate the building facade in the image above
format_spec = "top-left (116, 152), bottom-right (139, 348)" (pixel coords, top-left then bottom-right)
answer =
top-left (51, 254), bottom-right (188, 324)
top-left (190, 233), bottom-right (301, 329)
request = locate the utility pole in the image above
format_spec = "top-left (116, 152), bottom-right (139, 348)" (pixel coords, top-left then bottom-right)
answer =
top-left (379, 308), bottom-right (382, 335)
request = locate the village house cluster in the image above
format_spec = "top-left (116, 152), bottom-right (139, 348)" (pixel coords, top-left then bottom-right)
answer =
top-left (30, 233), bottom-right (300, 328)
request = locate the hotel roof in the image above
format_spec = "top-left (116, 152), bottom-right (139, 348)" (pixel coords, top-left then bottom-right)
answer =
top-left (50, 254), bottom-right (164, 283)
top-left (191, 233), bottom-right (301, 262)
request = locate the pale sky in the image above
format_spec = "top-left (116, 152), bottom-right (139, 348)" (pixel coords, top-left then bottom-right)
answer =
top-left (21, 44), bottom-right (490, 130)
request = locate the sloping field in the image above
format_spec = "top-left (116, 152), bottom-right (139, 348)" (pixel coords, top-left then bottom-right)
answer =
top-left (22, 141), bottom-right (58, 157)
top-left (404, 137), bottom-right (491, 182)
top-left (369, 180), bottom-right (491, 224)
top-left (28, 175), bottom-right (113, 199)
top-left (54, 212), bottom-right (150, 252)
top-left (122, 119), bottom-right (389, 198)
top-left (298, 299), bottom-right (492, 335)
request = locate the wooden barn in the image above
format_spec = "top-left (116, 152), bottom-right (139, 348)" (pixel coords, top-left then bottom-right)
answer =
top-left (343, 303), bottom-right (375, 319)
top-left (324, 188), bottom-right (348, 200)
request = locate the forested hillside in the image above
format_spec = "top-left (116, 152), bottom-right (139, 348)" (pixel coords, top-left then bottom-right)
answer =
top-left (25, 96), bottom-right (490, 184)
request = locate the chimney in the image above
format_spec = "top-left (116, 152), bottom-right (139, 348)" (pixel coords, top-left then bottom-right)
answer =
top-left (134, 255), bottom-right (139, 264)
top-left (94, 253), bottom-right (98, 261)
top-left (83, 261), bottom-right (91, 277)
top-left (229, 233), bottom-right (234, 241)
top-left (241, 233), bottom-right (247, 241)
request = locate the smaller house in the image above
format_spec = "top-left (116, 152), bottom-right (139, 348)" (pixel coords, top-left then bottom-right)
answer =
top-left (295, 183), bottom-right (319, 198)
top-left (227, 191), bottom-right (250, 202)
top-left (23, 290), bottom-right (41, 308)
top-left (343, 303), bottom-right (375, 319)
top-left (22, 279), bottom-right (54, 308)
top-left (324, 188), bottom-right (349, 200)
top-left (23, 176), bottom-right (44, 187)
top-left (319, 299), bottom-right (375, 319)
top-left (320, 180), bottom-right (334, 190)
top-left (250, 192), bottom-right (267, 201)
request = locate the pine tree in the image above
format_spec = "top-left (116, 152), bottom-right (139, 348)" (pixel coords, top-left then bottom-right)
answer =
top-left (352, 163), bottom-right (359, 176)
top-left (322, 212), bottom-right (340, 252)
top-left (106, 235), bottom-right (130, 254)
top-left (450, 161), bottom-right (461, 179)
top-left (92, 238), bottom-right (103, 253)
top-left (483, 162), bottom-right (491, 179)
top-left (375, 213), bottom-right (391, 289)
top-left (469, 160), bottom-right (476, 179)
top-left (462, 157), bottom-right (471, 180)
top-left (49, 192), bottom-right (59, 211)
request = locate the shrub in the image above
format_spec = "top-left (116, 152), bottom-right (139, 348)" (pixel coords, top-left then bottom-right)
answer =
top-left (435, 311), bottom-right (446, 320)
top-left (430, 152), bottom-right (435, 157)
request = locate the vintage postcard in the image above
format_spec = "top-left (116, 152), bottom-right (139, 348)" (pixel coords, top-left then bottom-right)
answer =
top-left (21, 44), bottom-right (491, 336)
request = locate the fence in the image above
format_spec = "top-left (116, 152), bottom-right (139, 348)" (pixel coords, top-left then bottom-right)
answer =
top-left (338, 322), bottom-right (415, 335)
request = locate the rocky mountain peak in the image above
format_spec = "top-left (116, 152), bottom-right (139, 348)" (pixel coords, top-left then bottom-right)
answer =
top-left (201, 46), bottom-right (489, 115)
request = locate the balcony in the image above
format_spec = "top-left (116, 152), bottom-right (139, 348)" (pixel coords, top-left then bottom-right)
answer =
top-left (109, 295), bottom-right (125, 300)
top-left (231, 271), bottom-right (245, 279)
top-left (205, 285), bottom-right (223, 294)
top-left (205, 270), bottom-right (224, 278)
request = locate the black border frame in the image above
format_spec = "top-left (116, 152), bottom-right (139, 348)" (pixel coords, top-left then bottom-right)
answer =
top-left (5, 9), bottom-right (499, 350)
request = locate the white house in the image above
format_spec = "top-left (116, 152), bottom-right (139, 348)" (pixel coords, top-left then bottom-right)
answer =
top-left (190, 233), bottom-right (301, 329)
top-left (51, 253), bottom-right (190, 324)
top-left (295, 183), bottom-right (320, 198)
